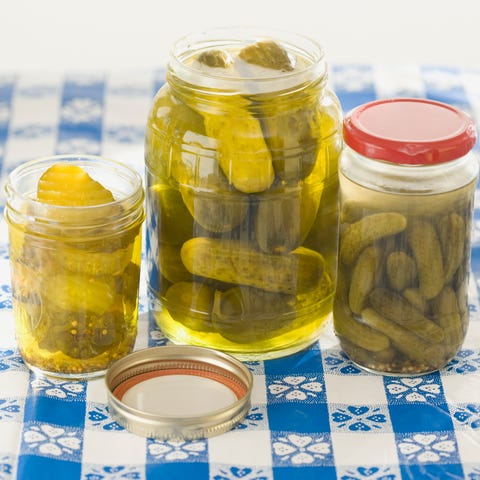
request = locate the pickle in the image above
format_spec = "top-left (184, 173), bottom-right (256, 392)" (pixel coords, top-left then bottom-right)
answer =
top-left (200, 97), bottom-right (274, 194)
top-left (37, 163), bottom-right (114, 206)
top-left (254, 183), bottom-right (321, 254)
top-left (431, 286), bottom-right (465, 348)
top-left (402, 288), bottom-right (429, 314)
top-left (369, 288), bottom-right (444, 343)
top-left (386, 251), bottom-right (417, 291)
top-left (160, 102), bottom-right (249, 233)
top-left (150, 184), bottom-right (194, 245)
top-left (333, 300), bottom-right (390, 352)
top-left (47, 309), bottom-right (124, 359)
top-left (238, 40), bottom-right (294, 71)
top-left (159, 244), bottom-right (192, 284)
top-left (197, 49), bottom-right (233, 68)
top-left (438, 212), bottom-right (466, 284)
top-left (180, 179), bottom-right (248, 233)
top-left (165, 282), bottom-right (215, 332)
top-left (59, 243), bottom-right (133, 276)
top-left (212, 286), bottom-right (295, 342)
top-left (407, 219), bottom-right (444, 299)
top-left (360, 308), bottom-right (445, 366)
top-left (348, 246), bottom-right (381, 314)
top-left (261, 106), bottom-right (319, 183)
top-left (45, 274), bottom-right (116, 316)
top-left (339, 212), bottom-right (407, 266)
top-left (340, 338), bottom-right (396, 366)
top-left (181, 237), bottom-right (324, 294)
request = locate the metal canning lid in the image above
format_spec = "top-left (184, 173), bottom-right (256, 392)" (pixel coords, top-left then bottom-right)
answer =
top-left (105, 345), bottom-right (253, 440)
top-left (343, 98), bottom-right (477, 165)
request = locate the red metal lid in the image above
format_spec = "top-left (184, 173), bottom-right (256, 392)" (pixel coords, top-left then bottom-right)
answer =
top-left (343, 98), bottom-right (477, 165)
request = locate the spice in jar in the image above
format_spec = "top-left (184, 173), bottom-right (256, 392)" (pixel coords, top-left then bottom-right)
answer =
top-left (334, 98), bottom-right (478, 375)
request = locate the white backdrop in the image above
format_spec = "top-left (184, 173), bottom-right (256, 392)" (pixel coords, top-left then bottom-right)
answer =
top-left (2, 0), bottom-right (479, 71)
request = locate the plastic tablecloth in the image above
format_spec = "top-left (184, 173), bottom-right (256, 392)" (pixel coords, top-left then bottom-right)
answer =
top-left (0, 65), bottom-right (479, 480)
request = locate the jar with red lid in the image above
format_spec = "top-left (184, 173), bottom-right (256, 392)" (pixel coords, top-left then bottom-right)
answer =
top-left (334, 98), bottom-right (478, 375)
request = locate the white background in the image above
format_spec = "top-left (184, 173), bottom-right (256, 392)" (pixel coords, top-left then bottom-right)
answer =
top-left (1, 0), bottom-right (479, 71)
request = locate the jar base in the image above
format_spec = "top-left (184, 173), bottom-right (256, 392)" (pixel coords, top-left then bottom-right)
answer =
top-left (163, 331), bottom-right (321, 361)
top-left (349, 359), bottom-right (443, 377)
top-left (151, 295), bottom-right (332, 361)
top-left (25, 362), bottom-right (107, 381)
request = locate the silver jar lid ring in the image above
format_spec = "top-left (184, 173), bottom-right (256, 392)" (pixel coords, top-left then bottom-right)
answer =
top-left (105, 345), bottom-right (253, 440)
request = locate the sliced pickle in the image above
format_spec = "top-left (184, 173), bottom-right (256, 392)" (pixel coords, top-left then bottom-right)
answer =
top-left (37, 163), bottom-right (114, 206)
top-left (45, 274), bottom-right (116, 315)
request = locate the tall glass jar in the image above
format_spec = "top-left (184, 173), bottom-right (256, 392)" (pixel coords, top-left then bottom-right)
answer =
top-left (145, 28), bottom-right (342, 359)
top-left (5, 155), bottom-right (145, 379)
top-left (334, 98), bottom-right (478, 375)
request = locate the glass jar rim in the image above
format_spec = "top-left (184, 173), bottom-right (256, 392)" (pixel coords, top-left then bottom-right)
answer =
top-left (168, 26), bottom-right (327, 93)
top-left (4, 154), bottom-right (144, 229)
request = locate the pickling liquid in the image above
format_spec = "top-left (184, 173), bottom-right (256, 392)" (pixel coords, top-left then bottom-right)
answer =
top-left (9, 221), bottom-right (143, 378)
top-left (145, 34), bottom-right (343, 359)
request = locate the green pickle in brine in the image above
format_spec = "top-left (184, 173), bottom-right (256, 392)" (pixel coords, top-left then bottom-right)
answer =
top-left (145, 35), bottom-right (343, 358)
top-left (9, 164), bottom-right (142, 376)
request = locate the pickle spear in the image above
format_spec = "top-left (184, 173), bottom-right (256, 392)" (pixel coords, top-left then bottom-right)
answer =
top-left (196, 48), bottom-right (274, 194)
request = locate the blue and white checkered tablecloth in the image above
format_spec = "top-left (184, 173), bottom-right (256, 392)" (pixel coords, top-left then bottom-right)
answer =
top-left (0, 65), bottom-right (480, 480)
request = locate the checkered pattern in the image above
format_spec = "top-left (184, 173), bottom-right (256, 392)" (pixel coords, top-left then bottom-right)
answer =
top-left (0, 66), bottom-right (480, 480)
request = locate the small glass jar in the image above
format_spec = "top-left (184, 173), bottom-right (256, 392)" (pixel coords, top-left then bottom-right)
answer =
top-left (5, 155), bottom-right (145, 379)
top-left (145, 27), bottom-right (343, 359)
top-left (334, 98), bottom-right (478, 375)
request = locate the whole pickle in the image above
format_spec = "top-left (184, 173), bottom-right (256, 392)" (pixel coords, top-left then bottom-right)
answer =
top-left (340, 337), bottom-right (397, 366)
top-left (199, 97), bottom-right (274, 194)
top-left (149, 184), bottom-right (194, 245)
top-left (369, 288), bottom-right (444, 343)
top-left (402, 288), bottom-right (429, 314)
top-left (180, 178), bottom-right (248, 233)
top-left (303, 174), bottom-right (340, 263)
top-left (348, 246), bottom-right (381, 314)
top-left (407, 219), bottom-right (444, 299)
top-left (340, 212), bottom-right (407, 266)
top-left (148, 90), bottom-right (248, 233)
top-left (333, 300), bottom-right (390, 352)
top-left (438, 212), bottom-right (466, 284)
top-left (159, 244), bottom-right (192, 284)
top-left (238, 40), bottom-right (295, 71)
top-left (260, 106), bottom-right (319, 183)
top-left (431, 286), bottom-right (465, 349)
top-left (360, 308), bottom-right (445, 367)
top-left (212, 286), bottom-right (295, 343)
top-left (254, 182), bottom-right (321, 254)
top-left (164, 282), bottom-right (215, 332)
top-left (181, 237), bottom-right (324, 294)
top-left (386, 251), bottom-right (417, 291)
